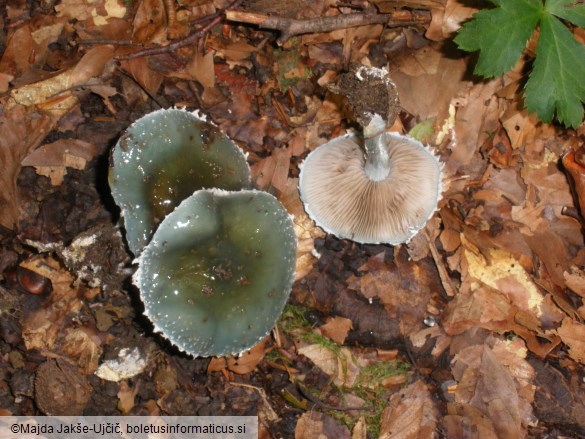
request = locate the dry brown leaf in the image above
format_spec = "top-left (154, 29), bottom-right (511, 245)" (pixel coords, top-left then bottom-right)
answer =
top-left (20, 257), bottom-right (102, 370)
top-left (390, 44), bottom-right (468, 122)
top-left (295, 412), bottom-right (351, 439)
top-left (119, 55), bottom-right (164, 96)
top-left (0, 104), bottom-right (57, 229)
top-left (352, 417), bottom-right (367, 439)
top-left (154, 359), bottom-right (178, 396)
top-left (0, 24), bottom-right (35, 77)
top-left (253, 155), bottom-right (277, 189)
top-left (501, 108), bottom-right (539, 149)
top-left (132, 0), bottom-right (167, 45)
top-left (0, 73), bottom-right (14, 93)
top-left (450, 79), bottom-right (505, 169)
top-left (190, 1), bottom-right (216, 19)
top-left (514, 157), bottom-right (584, 290)
top-left (450, 336), bottom-right (536, 426)
top-left (441, 0), bottom-right (478, 38)
top-left (21, 138), bottom-right (99, 185)
top-left (31, 20), bottom-right (66, 46)
top-left (170, 50), bottom-right (216, 87)
top-left (347, 253), bottom-right (436, 335)
top-left (207, 338), bottom-right (269, 375)
top-left (490, 338), bottom-right (536, 411)
top-left (70, 45), bottom-right (116, 85)
top-left (444, 404), bottom-right (499, 439)
top-left (61, 327), bottom-right (103, 374)
top-left (442, 280), bottom-right (561, 358)
top-left (463, 243), bottom-right (565, 326)
top-left (555, 318), bottom-right (585, 364)
top-left (297, 343), bottom-right (359, 387)
top-left (10, 45), bottom-right (115, 116)
top-left (442, 284), bottom-right (514, 335)
top-left (443, 234), bottom-right (565, 355)
top-left (56, 0), bottom-right (99, 21)
top-left (439, 228), bottom-right (460, 253)
top-left (405, 228), bottom-right (430, 261)
top-left (409, 326), bottom-right (451, 359)
top-left (253, 147), bottom-right (291, 194)
top-left (288, 129), bottom-right (308, 156)
top-left (308, 44), bottom-right (343, 65)
top-left (278, 178), bottom-right (325, 280)
top-left (191, 51), bottom-right (215, 88)
top-left (219, 40), bottom-right (258, 61)
top-left (564, 266), bottom-right (585, 299)
top-left (450, 343), bottom-right (534, 439)
top-left (117, 381), bottom-right (138, 415)
top-left (379, 380), bottom-right (439, 439)
top-left (318, 316), bottom-right (353, 345)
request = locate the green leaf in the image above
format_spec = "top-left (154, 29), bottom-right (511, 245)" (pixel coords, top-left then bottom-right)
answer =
top-left (525, 14), bottom-right (585, 128)
top-left (545, 0), bottom-right (585, 27)
top-left (454, 0), bottom-right (543, 77)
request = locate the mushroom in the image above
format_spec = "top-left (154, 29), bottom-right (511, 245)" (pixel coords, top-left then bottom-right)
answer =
top-left (109, 108), bottom-right (251, 256)
top-left (134, 188), bottom-right (297, 357)
top-left (299, 66), bottom-right (442, 244)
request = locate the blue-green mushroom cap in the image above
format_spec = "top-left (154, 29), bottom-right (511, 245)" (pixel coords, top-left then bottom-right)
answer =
top-left (109, 108), bottom-right (251, 256)
top-left (133, 189), bottom-right (297, 357)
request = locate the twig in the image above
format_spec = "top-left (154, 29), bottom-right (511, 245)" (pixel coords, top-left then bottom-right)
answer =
top-left (117, 0), bottom-right (244, 61)
top-left (296, 381), bottom-right (370, 412)
top-left (226, 10), bottom-right (430, 44)
top-left (79, 39), bottom-right (136, 46)
top-left (424, 229), bottom-right (457, 297)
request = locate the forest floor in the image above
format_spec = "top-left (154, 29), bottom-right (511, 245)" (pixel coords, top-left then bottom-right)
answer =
top-left (1, 0), bottom-right (585, 437)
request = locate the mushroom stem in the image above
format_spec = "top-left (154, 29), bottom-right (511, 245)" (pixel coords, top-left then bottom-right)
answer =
top-left (362, 113), bottom-right (390, 181)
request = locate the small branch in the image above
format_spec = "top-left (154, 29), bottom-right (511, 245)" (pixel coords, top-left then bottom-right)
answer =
top-left (226, 10), bottom-right (430, 44)
top-left (424, 229), bottom-right (457, 297)
top-left (296, 381), bottom-right (370, 412)
top-left (117, 0), bottom-right (244, 61)
top-left (80, 39), bottom-right (136, 46)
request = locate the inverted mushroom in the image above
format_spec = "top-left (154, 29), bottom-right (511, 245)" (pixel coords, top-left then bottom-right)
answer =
top-left (109, 108), bottom-right (251, 256)
top-left (134, 189), bottom-right (297, 357)
top-left (299, 66), bottom-right (442, 244)
top-left (299, 132), bottom-right (442, 244)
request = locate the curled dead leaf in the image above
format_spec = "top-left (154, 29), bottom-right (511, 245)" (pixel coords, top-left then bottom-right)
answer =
top-left (207, 337), bottom-right (270, 375)
top-left (278, 178), bottom-right (325, 281)
top-left (10, 45), bottom-right (115, 117)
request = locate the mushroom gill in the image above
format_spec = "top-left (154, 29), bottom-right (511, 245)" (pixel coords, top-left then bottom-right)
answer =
top-left (299, 132), bottom-right (442, 244)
